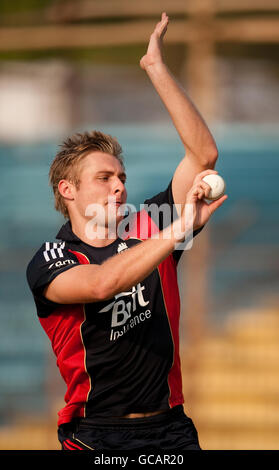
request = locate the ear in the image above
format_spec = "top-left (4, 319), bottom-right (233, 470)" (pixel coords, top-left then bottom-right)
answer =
top-left (58, 179), bottom-right (75, 201)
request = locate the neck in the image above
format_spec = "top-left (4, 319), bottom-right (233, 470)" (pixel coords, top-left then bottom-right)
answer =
top-left (70, 217), bottom-right (119, 248)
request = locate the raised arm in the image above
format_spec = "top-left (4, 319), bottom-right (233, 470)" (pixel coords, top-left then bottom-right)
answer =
top-left (140, 12), bottom-right (218, 207)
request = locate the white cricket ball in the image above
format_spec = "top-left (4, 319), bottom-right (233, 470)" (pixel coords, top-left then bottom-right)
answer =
top-left (202, 174), bottom-right (226, 201)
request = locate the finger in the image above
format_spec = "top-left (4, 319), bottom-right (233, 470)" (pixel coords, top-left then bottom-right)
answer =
top-left (208, 194), bottom-right (228, 214)
top-left (189, 182), bottom-right (203, 198)
top-left (192, 183), bottom-right (205, 200)
top-left (198, 187), bottom-right (207, 200)
top-left (157, 17), bottom-right (169, 36)
top-left (194, 169), bottom-right (218, 184)
top-left (188, 187), bottom-right (200, 201)
top-left (154, 16), bottom-right (165, 33)
top-left (156, 12), bottom-right (168, 26)
top-left (162, 13), bottom-right (169, 25)
top-left (154, 23), bottom-right (166, 38)
top-left (199, 181), bottom-right (211, 198)
top-left (156, 13), bottom-right (168, 27)
top-left (187, 183), bottom-right (206, 203)
top-left (193, 180), bottom-right (210, 195)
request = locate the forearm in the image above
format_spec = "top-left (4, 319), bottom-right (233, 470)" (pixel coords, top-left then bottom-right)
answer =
top-left (45, 227), bottom-right (184, 305)
top-left (145, 62), bottom-right (218, 162)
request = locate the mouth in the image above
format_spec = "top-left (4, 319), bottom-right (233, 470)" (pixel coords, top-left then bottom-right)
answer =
top-left (107, 198), bottom-right (123, 207)
top-left (107, 201), bottom-right (122, 207)
top-left (106, 201), bottom-right (126, 218)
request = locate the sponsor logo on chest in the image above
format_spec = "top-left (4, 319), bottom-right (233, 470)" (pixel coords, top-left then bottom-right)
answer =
top-left (98, 283), bottom-right (152, 342)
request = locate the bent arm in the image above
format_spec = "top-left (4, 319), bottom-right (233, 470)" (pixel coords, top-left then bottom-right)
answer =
top-left (44, 221), bottom-right (188, 305)
top-left (44, 167), bottom-right (227, 306)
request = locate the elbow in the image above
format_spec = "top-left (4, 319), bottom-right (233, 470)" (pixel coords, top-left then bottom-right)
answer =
top-left (203, 145), bottom-right (219, 168)
top-left (94, 276), bottom-right (118, 302)
top-left (190, 143), bottom-right (218, 169)
top-left (94, 283), bottom-right (111, 302)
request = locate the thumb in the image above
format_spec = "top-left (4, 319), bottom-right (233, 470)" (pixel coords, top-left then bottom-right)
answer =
top-left (208, 194), bottom-right (228, 215)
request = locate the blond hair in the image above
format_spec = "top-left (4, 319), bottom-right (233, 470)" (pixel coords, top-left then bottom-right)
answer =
top-left (49, 130), bottom-right (124, 219)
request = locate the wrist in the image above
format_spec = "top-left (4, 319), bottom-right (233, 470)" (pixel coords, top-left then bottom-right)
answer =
top-left (161, 217), bottom-right (192, 245)
top-left (142, 58), bottom-right (167, 74)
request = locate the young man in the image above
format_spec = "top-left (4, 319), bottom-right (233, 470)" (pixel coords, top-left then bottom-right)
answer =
top-left (26, 13), bottom-right (227, 451)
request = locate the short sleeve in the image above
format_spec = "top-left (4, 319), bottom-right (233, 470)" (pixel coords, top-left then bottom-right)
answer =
top-left (144, 181), bottom-right (175, 231)
top-left (144, 180), bottom-right (204, 264)
top-left (26, 242), bottom-right (80, 316)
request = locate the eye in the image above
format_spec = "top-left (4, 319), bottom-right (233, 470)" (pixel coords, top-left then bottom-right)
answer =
top-left (98, 176), bottom-right (109, 181)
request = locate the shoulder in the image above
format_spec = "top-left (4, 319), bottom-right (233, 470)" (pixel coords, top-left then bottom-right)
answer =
top-left (26, 242), bottom-right (49, 275)
top-left (144, 180), bottom-right (173, 207)
top-left (27, 241), bottom-right (73, 271)
top-left (26, 241), bottom-right (80, 291)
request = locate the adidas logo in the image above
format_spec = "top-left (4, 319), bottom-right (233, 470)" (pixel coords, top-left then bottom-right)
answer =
top-left (117, 242), bottom-right (128, 253)
top-left (43, 242), bottom-right (66, 262)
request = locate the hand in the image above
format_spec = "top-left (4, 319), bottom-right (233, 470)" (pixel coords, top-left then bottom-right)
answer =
top-left (140, 12), bottom-right (169, 71)
top-left (185, 169), bottom-right (228, 231)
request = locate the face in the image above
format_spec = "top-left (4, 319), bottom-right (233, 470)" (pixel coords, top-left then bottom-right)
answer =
top-left (64, 151), bottom-right (127, 233)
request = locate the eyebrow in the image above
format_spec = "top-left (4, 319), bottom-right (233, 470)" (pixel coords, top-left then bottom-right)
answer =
top-left (96, 170), bottom-right (127, 179)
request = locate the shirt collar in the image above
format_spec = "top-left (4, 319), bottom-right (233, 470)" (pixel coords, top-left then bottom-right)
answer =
top-left (56, 221), bottom-right (123, 250)
top-left (56, 220), bottom-right (81, 243)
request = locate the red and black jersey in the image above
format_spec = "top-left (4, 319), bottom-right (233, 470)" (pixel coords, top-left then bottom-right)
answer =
top-left (26, 181), bottom-right (203, 426)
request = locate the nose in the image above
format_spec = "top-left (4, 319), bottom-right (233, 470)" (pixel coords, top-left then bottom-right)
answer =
top-left (113, 176), bottom-right (126, 196)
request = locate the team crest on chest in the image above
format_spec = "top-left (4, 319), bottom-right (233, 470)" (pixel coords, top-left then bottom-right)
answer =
top-left (117, 242), bottom-right (128, 253)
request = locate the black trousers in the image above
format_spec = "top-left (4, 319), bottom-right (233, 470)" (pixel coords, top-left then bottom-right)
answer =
top-left (58, 405), bottom-right (202, 451)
